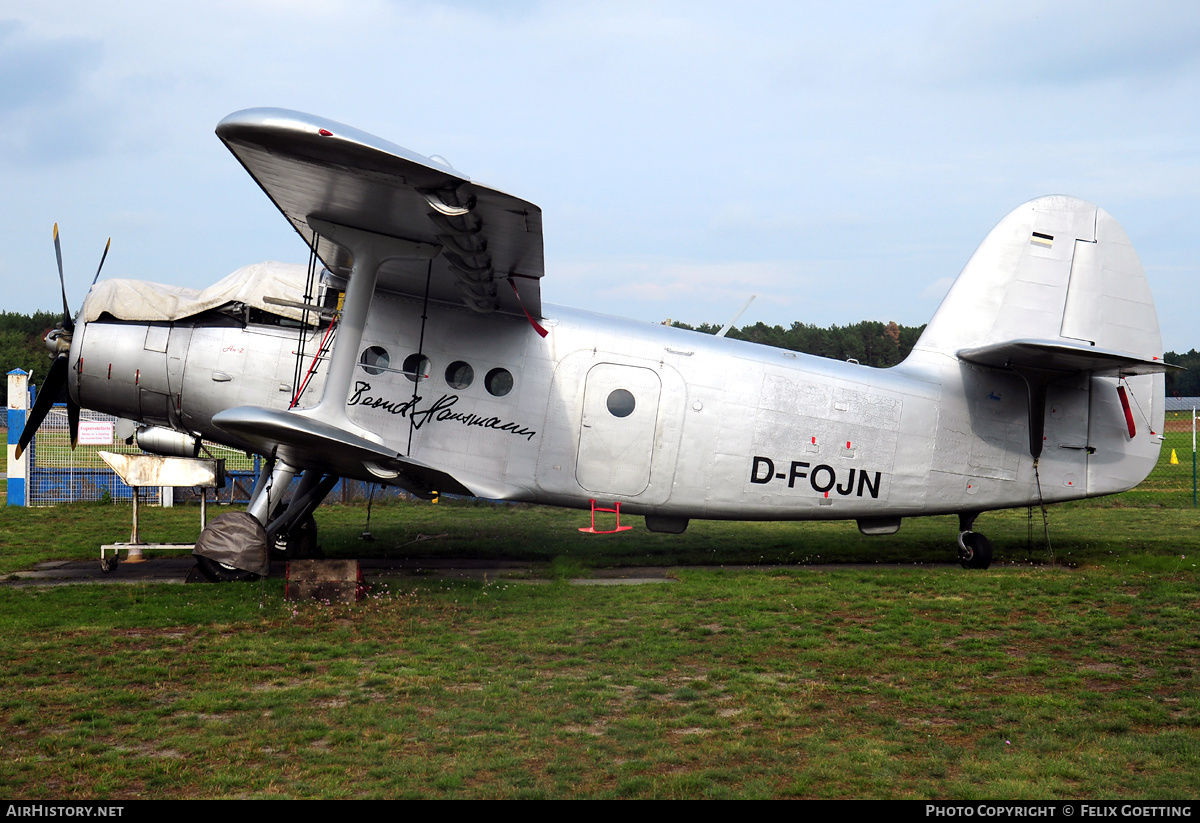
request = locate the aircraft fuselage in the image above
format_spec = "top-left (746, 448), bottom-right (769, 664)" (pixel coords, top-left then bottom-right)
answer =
top-left (71, 283), bottom-right (1164, 527)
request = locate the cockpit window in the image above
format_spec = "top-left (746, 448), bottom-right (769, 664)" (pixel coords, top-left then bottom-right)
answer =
top-left (246, 306), bottom-right (326, 329)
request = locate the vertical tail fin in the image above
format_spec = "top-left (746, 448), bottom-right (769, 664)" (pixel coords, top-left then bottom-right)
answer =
top-left (906, 196), bottom-right (1172, 496)
top-left (912, 195), bottom-right (1163, 361)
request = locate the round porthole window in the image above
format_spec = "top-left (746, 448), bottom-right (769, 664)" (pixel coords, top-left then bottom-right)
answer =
top-left (485, 367), bottom-right (514, 397)
top-left (359, 346), bottom-right (390, 376)
top-left (402, 353), bottom-right (431, 383)
top-left (607, 388), bottom-right (636, 418)
top-left (445, 361), bottom-right (474, 390)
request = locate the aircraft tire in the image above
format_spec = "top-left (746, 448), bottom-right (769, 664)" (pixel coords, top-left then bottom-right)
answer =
top-left (100, 555), bottom-right (118, 573)
top-left (195, 555), bottom-right (261, 583)
top-left (270, 514), bottom-right (321, 560)
top-left (958, 531), bottom-right (993, 570)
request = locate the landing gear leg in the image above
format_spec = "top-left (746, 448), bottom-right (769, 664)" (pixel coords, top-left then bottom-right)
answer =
top-left (265, 470), bottom-right (338, 560)
top-left (956, 512), bottom-right (992, 569)
top-left (247, 459), bottom-right (298, 527)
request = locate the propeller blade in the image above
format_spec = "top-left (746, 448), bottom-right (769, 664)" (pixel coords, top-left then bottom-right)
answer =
top-left (14, 355), bottom-right (68, 460)
top-left (53, 223), bottom-right (74, 333)
top-left (68, 395), bottom-right (80, 451)
top-left (91, 237), bottom-right (111, 287)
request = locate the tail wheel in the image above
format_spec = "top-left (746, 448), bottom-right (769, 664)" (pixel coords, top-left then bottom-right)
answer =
top-left (957, 531), bottom-right (993, 569)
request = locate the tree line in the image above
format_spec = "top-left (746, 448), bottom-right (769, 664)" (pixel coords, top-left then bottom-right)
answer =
top-left (1162, 350), bottom-right (1200, 398)
top-left (673, 319), bottom-right (926, 368)
top-left (0, 311), bottom-right (62, 406)
top-left (676, 319), bottom-right (1198, 396)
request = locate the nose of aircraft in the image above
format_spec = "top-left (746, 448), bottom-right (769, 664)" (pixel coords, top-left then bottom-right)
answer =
top-left (72, 315), bottom-right (175, 425)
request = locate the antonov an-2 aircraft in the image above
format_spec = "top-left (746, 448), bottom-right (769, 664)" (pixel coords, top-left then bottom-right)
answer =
top-left (18, 109), bottom-right (1176, 580)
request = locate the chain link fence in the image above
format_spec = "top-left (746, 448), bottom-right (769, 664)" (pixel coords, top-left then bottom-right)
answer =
top-left (1121, 406), bottom-right (1199, 508)
top-left (20, 406), bottom-right (409, 507)
top-left (25, 407), bottom-right (258, 507)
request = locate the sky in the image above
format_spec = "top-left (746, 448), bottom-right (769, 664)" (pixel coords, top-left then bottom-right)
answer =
top-left (1, 1), bottom-right (1197, 352)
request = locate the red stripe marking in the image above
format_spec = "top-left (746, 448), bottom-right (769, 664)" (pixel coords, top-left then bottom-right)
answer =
top-left (508, 278), bottom-right (548, 338)
top-left (1117, 385), bottom-right (1136, 439)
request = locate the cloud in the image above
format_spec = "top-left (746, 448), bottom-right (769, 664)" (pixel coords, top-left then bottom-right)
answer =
top-left (918, 0), bottom-right (1200, 88)
top-left (0, 20), bottom-right (102, 112)
top-left (920, 276), bottom-right (954, 302)
top-left (0, 20), bottom-right (111, 164)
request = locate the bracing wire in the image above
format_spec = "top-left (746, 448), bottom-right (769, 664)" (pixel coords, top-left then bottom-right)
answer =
top-left (1032, 459), bottom-right (1054, 563)
top-left (407, 260), bottom-right (434, 455)
top-left (291, 232), bottom-right (321, 408)
top-left (1121, 376), bottom-right (1153, 431)
top-left (361, 482), bottom-right (377, 541)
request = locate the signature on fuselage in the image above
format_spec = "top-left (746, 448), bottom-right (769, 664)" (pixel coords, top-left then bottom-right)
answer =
top-left (347, 381), bottom-right (537, 441)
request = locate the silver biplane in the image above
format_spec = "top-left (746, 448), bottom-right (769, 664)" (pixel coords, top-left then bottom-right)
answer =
top-left (18, 109), bottom-right (1176, 579)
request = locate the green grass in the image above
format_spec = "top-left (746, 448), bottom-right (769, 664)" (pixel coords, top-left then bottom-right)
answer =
top-left (0, 500), bottom-right (1197, 798)
top-left (0, 493), bottom-right (1195, 575)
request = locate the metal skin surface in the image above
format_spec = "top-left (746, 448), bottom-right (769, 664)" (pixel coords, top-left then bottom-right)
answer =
top-left (54, 110), bottom-right (1175, 567)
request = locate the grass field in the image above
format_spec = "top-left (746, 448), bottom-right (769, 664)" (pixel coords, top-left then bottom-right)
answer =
top-left (0, 497), bottom-right (1197, 799)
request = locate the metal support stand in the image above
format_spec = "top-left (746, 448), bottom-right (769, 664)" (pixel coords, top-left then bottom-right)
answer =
top-left (96, 452), bottom-right (224, 573)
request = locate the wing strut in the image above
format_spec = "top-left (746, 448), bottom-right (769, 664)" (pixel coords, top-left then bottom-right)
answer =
top-left (295, 217), bottom-right (439, 443)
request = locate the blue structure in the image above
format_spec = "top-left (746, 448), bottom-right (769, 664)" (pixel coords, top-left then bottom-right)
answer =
top-left (6, 369), bottom-right (29, 507)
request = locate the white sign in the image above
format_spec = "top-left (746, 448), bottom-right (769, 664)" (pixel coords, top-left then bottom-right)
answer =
top-left (78, 421), bottom-right (115, 446)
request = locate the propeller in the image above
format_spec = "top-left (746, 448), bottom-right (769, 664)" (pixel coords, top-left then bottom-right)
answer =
top-left (14, 225), bottom-right (110, 460)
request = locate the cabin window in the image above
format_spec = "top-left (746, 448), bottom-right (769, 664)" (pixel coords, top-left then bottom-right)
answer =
top-left (485, 367), bottom-right (513, 397)
top-left (607, 389), bottom-right (636, 418)
top-left (446, 361), bottom-right (474, 390)
top-left (359, 346), bottom-right (390, 375)
top-left (403, 353), bottom-right (432, 383)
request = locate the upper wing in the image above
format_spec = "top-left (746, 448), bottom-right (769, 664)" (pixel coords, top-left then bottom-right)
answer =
top-left (216, 108), bottom-right (544, 318)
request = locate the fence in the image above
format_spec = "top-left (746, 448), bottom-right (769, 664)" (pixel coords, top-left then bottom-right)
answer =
top-left (1120, 408), bottom-right (1199, 508)
top-left (25, 407), bottom-right (256, 507)
top-left (20, 405), bottom-right (410, 507)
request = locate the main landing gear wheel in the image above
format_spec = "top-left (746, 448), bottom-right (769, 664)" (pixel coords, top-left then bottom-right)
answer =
top-left (195, 555), bottom-right (261, 583)
top-left (957, 531), bottom-right (993, 569)
top-left (100, 555), bottom-right (118, 573)
top-left (193, 512), bottom-right (269, 583)
top-left (270, 514), bottom-right (321, 560)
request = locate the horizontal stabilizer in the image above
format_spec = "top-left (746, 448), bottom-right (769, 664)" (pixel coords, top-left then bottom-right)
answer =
top-left (958, 339), bottom-right (1182, 377)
